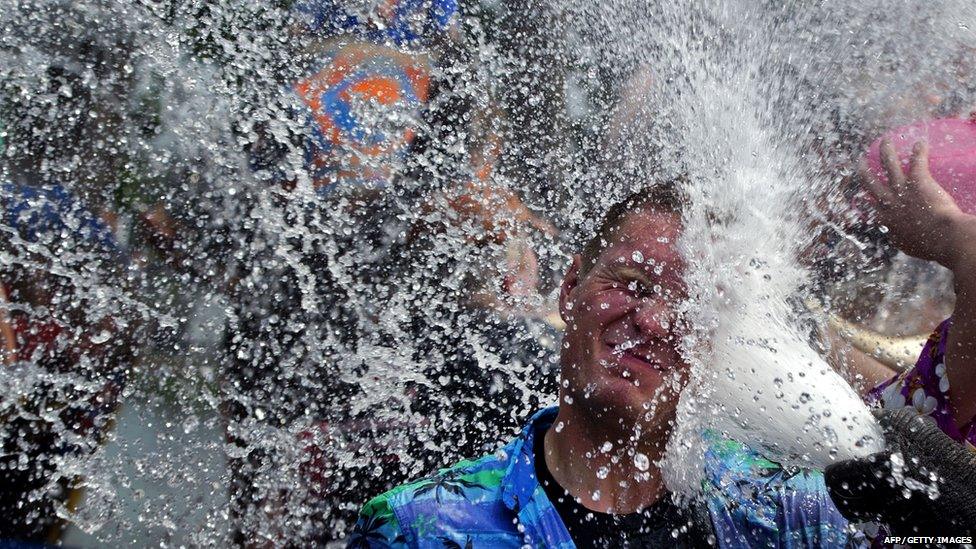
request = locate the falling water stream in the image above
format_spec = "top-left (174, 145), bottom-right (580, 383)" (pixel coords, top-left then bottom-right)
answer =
top-left (1, 0), bottom-right (974, 544)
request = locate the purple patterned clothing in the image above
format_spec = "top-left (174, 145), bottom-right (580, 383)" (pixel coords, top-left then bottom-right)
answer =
top-left (869, 318), bottom-right (976, 450)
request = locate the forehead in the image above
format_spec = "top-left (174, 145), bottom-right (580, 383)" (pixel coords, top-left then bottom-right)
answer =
top-left (597, 208), bottom-right (684, 269)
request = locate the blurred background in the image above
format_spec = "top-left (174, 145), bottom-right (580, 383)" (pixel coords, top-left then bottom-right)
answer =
top-left (0, 0), bottom-right (973, 545)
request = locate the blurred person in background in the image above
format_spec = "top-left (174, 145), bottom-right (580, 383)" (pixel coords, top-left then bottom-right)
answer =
top-left (0, 118), bottom-right (134, 543)
top-left (811, 48), bottom-right (976, 379)
top-left (393, 105), bottom-right (562, 471)
top-left (0, 7), bottom-right (150, 542)
top-left (124, 0), bottom-right (569, 542)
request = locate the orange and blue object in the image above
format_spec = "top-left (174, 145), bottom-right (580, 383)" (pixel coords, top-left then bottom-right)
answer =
top-left (293, 47), bottom-right (431, 192)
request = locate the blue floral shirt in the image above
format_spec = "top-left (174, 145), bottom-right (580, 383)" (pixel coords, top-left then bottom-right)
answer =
top-left (347, 407), bottom-right (852, 548)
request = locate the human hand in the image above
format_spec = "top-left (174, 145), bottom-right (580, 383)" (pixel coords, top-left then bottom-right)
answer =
top-left (502, 238), bottom-right (540, 298)
top-left (860, 139), bottom-right (976, 270)
top-left (447, 181), bottom-right (558, 244)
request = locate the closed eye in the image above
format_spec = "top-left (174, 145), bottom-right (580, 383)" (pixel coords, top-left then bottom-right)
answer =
top-left (611, 266), bottom-right (656, 296)
top-left (627, 279), bottom-right (651, 296)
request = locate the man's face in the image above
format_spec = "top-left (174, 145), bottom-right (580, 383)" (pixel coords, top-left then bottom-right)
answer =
top-left (559, 208), bottom-right (689, 434)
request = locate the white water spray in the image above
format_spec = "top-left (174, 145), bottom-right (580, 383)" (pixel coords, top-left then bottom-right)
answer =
top-left (668, 77), bottom-right (883, 486)
top-left (2, 0), bottom-right (975, 543)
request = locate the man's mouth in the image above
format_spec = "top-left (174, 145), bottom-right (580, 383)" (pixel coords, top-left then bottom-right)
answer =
top-left (610, 340), bottom-right (668, 371)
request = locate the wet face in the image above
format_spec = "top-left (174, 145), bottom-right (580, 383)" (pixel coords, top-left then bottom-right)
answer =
top-left (558, 208), bottom-right (689, 433)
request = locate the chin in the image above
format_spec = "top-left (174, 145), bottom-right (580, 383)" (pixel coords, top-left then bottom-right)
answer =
top-left (576, 369), bottom-right (679, 433)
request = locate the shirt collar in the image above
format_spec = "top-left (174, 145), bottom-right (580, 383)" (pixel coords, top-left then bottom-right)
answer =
top-left (500, 406), bottom-right (558, 511)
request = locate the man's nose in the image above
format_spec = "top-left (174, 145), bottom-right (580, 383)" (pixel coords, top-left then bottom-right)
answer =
top-left (632, 299), bottom-right (674, 338)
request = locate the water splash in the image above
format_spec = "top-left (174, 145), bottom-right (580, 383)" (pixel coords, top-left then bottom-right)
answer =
top-left (0, 0), bottom-right (974, 543)
top-left (559, 0), bottom-right (974, 492)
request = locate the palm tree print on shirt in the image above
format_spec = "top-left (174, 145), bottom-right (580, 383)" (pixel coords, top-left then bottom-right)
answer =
top-left (411, 470), bottom-right (488, 503)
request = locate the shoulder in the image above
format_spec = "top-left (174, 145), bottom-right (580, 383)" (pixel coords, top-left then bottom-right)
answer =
top-left (701, 435), bottom-right (850, 547)
top-left (391, 451), bottom-right (509, 508)
top-left (348, 491), bottom-right (407, 548)
top-left (350, 450), bottom-right (515, 548)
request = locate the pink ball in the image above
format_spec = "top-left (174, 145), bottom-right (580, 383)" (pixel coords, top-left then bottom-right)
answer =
top-left (865, 115), bottom-right (976, 214)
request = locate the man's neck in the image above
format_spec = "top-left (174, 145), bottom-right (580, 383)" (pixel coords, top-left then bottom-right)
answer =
top-left (542, 402), bottom-right (670, 514)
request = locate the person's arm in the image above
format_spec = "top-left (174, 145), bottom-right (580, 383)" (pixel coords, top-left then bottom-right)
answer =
top-left (825, 408), bottom-right (976, 535)
top-left (862, 139), bottom-right (976, 430)
top-left (946, 223), bottom-right (976, 429)
top-left (0, 283), bottom-right (16, 366)
top-left (824, 327), bottom-right (896, 396)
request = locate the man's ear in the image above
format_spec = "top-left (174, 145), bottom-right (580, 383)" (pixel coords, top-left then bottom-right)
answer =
top-left (559, 254), bottom-right (582, 323)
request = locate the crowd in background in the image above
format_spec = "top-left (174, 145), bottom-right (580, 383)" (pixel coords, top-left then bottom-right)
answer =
top-left (0, 1), bottom-right (576, 543)
top-left (1, 0), bottom-right (974, 545)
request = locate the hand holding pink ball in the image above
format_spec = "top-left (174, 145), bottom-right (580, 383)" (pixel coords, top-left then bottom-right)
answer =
top-left (860, 112), bottom-right (976, 441)
top-left (865, 115), bottom-right (976, 214)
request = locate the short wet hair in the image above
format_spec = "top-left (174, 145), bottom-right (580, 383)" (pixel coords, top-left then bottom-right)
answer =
top-left (579, 181), bottom-right (686, 277)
